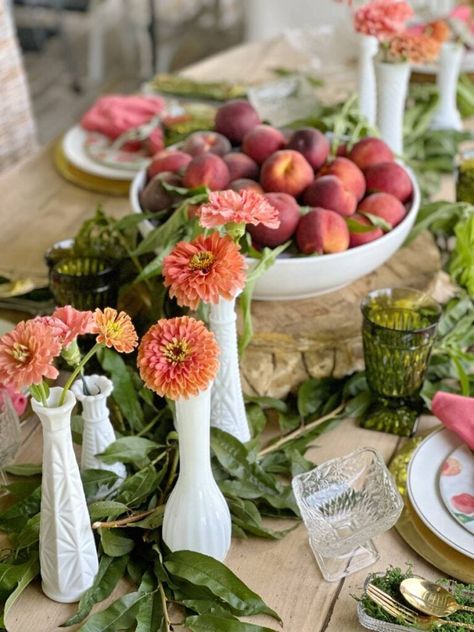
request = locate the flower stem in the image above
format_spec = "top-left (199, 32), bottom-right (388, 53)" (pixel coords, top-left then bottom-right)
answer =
top-left (159, 582), bottom-right (172, 632)
top-left (92, 507), bottom-right (160, 529)
top-left (60, 343), bottom-right (101, 406)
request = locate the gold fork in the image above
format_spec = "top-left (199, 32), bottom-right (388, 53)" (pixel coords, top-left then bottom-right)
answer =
top-left (367, 583), bottom-right (474, 630)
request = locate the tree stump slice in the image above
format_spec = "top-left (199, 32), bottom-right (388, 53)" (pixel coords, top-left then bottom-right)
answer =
top-left (240, 232), bottom-right (445, 398)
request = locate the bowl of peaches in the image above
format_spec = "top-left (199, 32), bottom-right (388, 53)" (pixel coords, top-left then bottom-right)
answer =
top-left (131, 99), bottom-right (420, 301)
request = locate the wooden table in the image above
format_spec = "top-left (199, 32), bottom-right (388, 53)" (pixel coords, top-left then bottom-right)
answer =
top-left (0, 35), bottom-right (457, 632)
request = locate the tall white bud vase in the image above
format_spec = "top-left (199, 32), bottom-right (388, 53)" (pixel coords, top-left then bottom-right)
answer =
top-left (430, 42), bottom-right (463, 131)
top-left (209, 295), bottom-right (251, 443)
top-left (357, 33), bottom-right (378, 125)
top-left (162, 387), bottom-right (231, 561)
top-left (375, 61), bottom-right (410, 155)
top-left (71, 375), bottom-right (126, 500)
top-left (31, 388), bottom-right (98, 603)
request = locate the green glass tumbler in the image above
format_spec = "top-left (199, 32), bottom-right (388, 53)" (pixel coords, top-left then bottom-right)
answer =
top-left (50, 257), bottom-right (118, 310)
top-left (361, 288), bottom-right (441, 436)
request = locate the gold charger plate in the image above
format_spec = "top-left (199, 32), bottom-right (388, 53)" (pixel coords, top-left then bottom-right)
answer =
top-left (54, 143), bottom-right (130, 196)
top-left (390, 430), bottom-right (474, 583)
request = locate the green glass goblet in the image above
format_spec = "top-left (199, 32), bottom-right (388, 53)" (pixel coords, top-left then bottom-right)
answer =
top-left (360, 287), bottom-right (441, 437)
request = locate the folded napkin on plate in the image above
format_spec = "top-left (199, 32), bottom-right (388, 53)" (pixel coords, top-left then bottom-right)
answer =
top-left (432, 391), bottom-right (474, 450)
top-left (81, 95), bottom-right (165, 140)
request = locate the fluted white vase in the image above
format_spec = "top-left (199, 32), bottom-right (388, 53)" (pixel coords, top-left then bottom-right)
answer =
top-left (209, 295), bottom-right (251, 443)
top-left (71, 375), bottom-right (126, 500)
top-left (162, 387), bottom-right (231, 561)
top-left (430, 42), bottom-right (463, 131)
top-left (31, 388), bottom-right (98, 603)
top-left (357, 33), bottom-right (378, 125)
top-left (375, 61), bottom-right (410, 155)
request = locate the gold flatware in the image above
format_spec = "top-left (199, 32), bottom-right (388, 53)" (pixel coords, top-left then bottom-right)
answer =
top-left (400, 577), bottom-right (474, 618)
top-left (0, 278), bottom-right (36, 298)
top-left (366, 582), bottom-right (474, 630)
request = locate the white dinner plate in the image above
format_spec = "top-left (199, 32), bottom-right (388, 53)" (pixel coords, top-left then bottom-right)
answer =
top-left (440, 443), bottom-right (474, 535)
top-left (408, 427), bottom-right (474, 559)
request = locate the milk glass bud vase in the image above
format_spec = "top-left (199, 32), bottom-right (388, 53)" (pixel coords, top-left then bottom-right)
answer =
top-left (162, 387), bottom-right (231, 561)
top-left (430, 42), bottom-right (463, 131)
top-left (31, 387), bottom-right (98, 603)
top-left (375, 61), bottom-right (410, 155)
top-left (71, 375), bottom-right (126, 500)
top-left (357, 33), bottom-right (378, 125)
top-left (209, 294), bottom-right (251, 443)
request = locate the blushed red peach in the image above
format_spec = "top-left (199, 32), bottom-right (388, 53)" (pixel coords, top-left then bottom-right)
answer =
top-left (358, 192), bottom-right (407, 228)
top-left (247, 192), bottom-right (301, 247)
top-left (242, 125), bottom-right (286, 164)
top-left (348, 137), bottom-right (394, 170)
top-left (183, 154), bottom-right (230, 191)
top-left (214, 99), bottom-right (261, 144)
top-left (229, 178), bottom-right (264, 193)
top-left (147, 149), bottom-right (192, 179)
top-left (223, 152), bottom-right (259, 181)
top-left (182, 130), bottom-right (231, 157)
top-left (140, 172), bottom-right (183, 212)
top-left (260, 150), bottom-right (313, 197)
top-left (296, 207), bottom-right (350, 254)
top-left (364, 162), bottom-right (413, 203)
top-left (287, 127), bottom-right (330, 170)
top-left (348, 213), bottom-right (383, 248)
top-left (303, 175), bottom-right (357, 217)
top-left (319, 157), bottom-right (366, 201)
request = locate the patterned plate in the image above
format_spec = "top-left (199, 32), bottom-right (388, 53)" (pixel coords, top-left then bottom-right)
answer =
top-left (440, 444), bottom-right (474, 535)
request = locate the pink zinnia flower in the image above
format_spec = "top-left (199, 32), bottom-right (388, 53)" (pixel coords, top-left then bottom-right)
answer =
top-left (137, 316), bottom-right (219, 400)
top-left (91, 308), bottom-right (138, 353)
top-left (33, 315), bottom-right (70, 343)
top-left (199, 189), bottom-right (280, 230)
top-left (0, 320), bottom-right (61, 391)
top-left (163, 233), bottom-right (246, 310)
top-left (53, 306), bottom-right (95, 347)
top-left (354, 0), bottom-right (413, 39)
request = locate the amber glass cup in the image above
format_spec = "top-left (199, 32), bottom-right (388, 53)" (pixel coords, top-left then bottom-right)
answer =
top-left (50, 257), bottom-right (118, 310)
top-left (361, 288), bottom-right (441, 436)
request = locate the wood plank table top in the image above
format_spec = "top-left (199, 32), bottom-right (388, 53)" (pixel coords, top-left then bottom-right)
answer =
top-left (0, 34), bottom-right (460, 632)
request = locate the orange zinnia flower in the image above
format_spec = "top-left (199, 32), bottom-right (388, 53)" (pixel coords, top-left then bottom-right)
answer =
top-left (199, 189), bottom-right (280, 229)
top-left (52, 305), bottom-right (95, 346)
top-left (0, 320), bottom-right (61, 391)
top-left (137, 316), bottom-right (219, 400)
top-left (386, 32), bottom-right (441, 63)
top-left (91, 308), bottom-right (138, 353)
top-left (163, 233), bottom-right (246, 310)
top-left (424, 20), bottom-right (451, 43)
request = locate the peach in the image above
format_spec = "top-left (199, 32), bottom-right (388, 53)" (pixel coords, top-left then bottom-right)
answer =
top-left (247, 192), bottom-right (301, 247)
top-left (348, 137), bottom-right (394, 170)
top-left (364, 162), bottom-right (413, 203)
top-left (357, 192), bottom-right (407, 228)
top-left (140, 172), bottom-right (183, 213)
top-left (319, 157), bottom-right (365, 201)
top-left (147, 149), bottom-right (192, 179)
top-left (214, 99), bottom-right (261, 144)
top-left (223, 152), bottom-right (259, 181)
top-left (303, 175), bottom-right (357, 217)
top-left (183, 154), bottom-right (230, 191)
top-left (260, 150), bottom-right (313, 197)
top-left (229, 178), bottom-right (264, 193)
top-left (287, 127), bottom-right (330, 170)
top-left (348, 213), bottom-right (384, 248)
top-left (182, 130), bottom-right (231, 157)
top-left (242, 124), bottom-right (286, 164)
top-left (296, 208), bottom-right (350, 254)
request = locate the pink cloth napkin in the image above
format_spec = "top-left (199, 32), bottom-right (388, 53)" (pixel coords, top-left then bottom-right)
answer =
top-left (81, 95), bottom-right (165, 140)
top-left (0, 384), bottom-right (27, 417)
top-left (432, 391), bottom-right (474, 450)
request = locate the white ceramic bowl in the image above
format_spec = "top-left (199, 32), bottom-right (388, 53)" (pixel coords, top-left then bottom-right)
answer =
top-left (130, 165), bottom-right (420, 301)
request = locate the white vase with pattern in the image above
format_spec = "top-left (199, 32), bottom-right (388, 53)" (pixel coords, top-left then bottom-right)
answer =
top-left (72, 375), bottom-right (126, 500)
top-left (162, 387), bottom-right (231, 561)
top-left (31, 388), bottom-right (98, 603)
top-left (430, 42), bottom-right (463, 131)
top-left (357, 33), bottom-right (378, 125)
top-left (209, 295), bottom-right (251, 443)
top-left (375, 61), bottom-right (410, 155)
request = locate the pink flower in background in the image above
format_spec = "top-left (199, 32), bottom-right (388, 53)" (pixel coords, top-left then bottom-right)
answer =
top-left (450, 5), bottom-right (474, 31)
top-left (354, 0), bottom-right (414, 39)
top-left (199, 190), bottom-right (280, 230)
top-left (452, 493), bottom-right (474, 514)
top-left (441, 457), bottom-right (462, 476)
top-left (52, 306), bottom-right (94, 347)
top-left (33, 315), bottom-right (70, 343)
top-left (0, 384), bottom-right (27, 416)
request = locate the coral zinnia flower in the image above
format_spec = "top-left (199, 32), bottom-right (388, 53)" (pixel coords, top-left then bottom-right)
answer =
top-left (0, 320), bottom-right (61, 391)
top-left (163, 233), bottom-right (246, 309)
top-left (424, 20), bottom-right (451, 43)
top-left (91, 308), bottom-right (138, 353)
top-left (53, 305), bottom-right (95, 347)
top-left (199, 189), bottom-right (280, 229)
top-left (354, 0), bottom-right (413, 39)
top-left (386, 32), bottom-right (441, 63)
top-left (137, 316), bottom-right (219, 400)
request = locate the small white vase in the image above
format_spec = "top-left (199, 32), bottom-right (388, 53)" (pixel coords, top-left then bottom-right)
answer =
top-left (209, 295), bottom-right (251, 443)
top-left (31, 388), bottom-right (98, 603)
top-left (357, 33), bottom-right (378, 125)
top-left (375, 61), bottom-right (410, 155)
top-left (162, 387), bottom-right (231, 561)
top-left (71, 375), bottom-right (126, 500)
top-left (430, 42), bottom-right (463, 131)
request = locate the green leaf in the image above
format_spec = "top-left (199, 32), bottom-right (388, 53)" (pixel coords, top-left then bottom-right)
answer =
top-left (182, 599), bottom-right (235, 617)
top-left (3, 554), bottom-right (39, 622)
top-left (129, 506), bottom-right (165, 529)
top-left (346, 217), bottom-right (377, 234)
top-left (133, 201), bottom-right (198, 256)
top-left (98, 437), bottom-right (159, 465)
top-left (114, 212), bottom-right (157, 231)
top-left (61, 555), bottom-right (129, 626)
top-left (246, 404), bottom-right (266, 437)
top-left (3, 463), bottom-right (42, 477)
top-left (244, 396), bottom-right (288, 413)
top-left (186, 614), bottom-right (278, 631)
top-left (165, 550), bottom-right (281, 621)
top-left (82, 469), bottom-right (119, 501)
top-left (358, 212), bottom-right (392, 232)
top-left (100, 529), bottom-right (135, 557)
top-left (344, 390), bottom-right (373, 420)
top-left (0, 487), bottom-right (41, 533)
top-left (117, 465), bottom-right (161, 506)
top-left (135, 591), bottom-right (163, 632)
top-left (88, 501), bottom-right (129, 522)
top-left (13, 513), bottom-right (40, 550)
top-left (211, 428), bottom-right (251, 478)
top-left (76, 590), bottom-right (147, 632)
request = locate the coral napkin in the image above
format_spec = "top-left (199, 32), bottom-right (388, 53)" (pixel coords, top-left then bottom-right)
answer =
top-left (432, 391), bottom-right (474, 450)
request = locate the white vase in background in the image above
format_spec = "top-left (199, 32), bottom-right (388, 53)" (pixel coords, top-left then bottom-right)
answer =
top-left (375, 61), bottom-right (410, 155)
top-left (72, 375), bottom-right (126, 500)
top-left (357, 33), bottom-right (378, 125)
top-left (209, 295), bottom-right (251, 444)
top-left (31, 388), bottom-right (98, 603)
top-left (430, 42), bottom-right (463, 131)
top-left (162, 387), bottom-right (231, 561)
